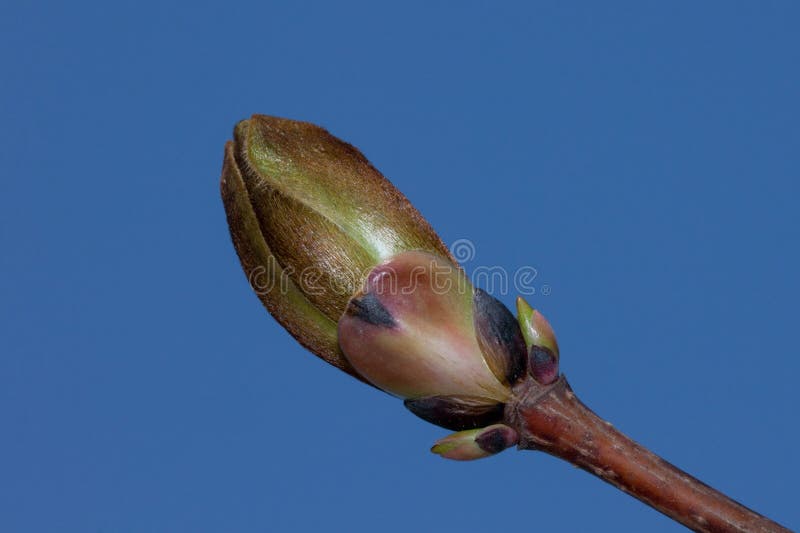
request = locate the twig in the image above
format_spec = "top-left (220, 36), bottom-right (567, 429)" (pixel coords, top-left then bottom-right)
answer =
top-left (507, 377), bottom-right (791, 533)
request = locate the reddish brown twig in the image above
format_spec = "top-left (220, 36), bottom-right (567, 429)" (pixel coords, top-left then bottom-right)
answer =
top-left (506, 377), bottom-right (791, 533)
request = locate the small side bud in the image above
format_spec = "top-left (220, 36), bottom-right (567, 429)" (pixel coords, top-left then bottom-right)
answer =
top-left (516, 296), bottom-right (560, 385)
top-left (516, 296), bottom-right (559, 358)
top-left (431, 424), bottom-right (519, 461)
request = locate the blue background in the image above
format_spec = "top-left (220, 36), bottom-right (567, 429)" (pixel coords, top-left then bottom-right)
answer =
top-left (2, 2), bottom-right (798, 532)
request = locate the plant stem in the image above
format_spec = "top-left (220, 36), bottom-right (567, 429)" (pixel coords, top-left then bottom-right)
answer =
top-left (505, 376), bottom-right (791, 533)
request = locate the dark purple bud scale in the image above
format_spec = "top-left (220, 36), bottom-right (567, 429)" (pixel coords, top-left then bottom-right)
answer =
top-left (344, 292), bottom-right (396, 328)
top-left (473, 288), bottom-right (527, 385)
top-left (404, 395), bottom-right (505, 431)
top-left (529, 345), bottom-right (559, 385)
top-left (475, 425), bottom-right (519, 454)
